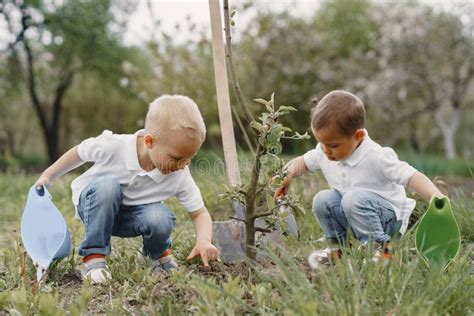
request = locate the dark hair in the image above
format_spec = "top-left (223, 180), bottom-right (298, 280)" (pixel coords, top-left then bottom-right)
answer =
top-left (310, 90), bottom-right (366, 136)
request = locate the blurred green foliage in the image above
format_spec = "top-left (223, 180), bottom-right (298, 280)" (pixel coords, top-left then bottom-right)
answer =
top-left (0, 0), bottom-right (473, 167)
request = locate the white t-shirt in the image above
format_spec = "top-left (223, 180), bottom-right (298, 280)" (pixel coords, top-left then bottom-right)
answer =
top-left (70, 130), bottom-right (205, 217)
top-left (303, 130), bottom-right (417, 234)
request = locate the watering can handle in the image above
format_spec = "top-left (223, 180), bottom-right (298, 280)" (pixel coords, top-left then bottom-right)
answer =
top-left (34, 185), bottom-right (52, 200)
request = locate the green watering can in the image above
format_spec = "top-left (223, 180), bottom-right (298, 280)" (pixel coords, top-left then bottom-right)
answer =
top-left (415, 196), bottom-right (461, 270)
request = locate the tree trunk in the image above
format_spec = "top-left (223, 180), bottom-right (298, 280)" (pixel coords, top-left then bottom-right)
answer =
top-left (44, 127), bottom-right (59, 165)
top-left (434, 108), bottom-right (460, 160)
top-left (23, 35), bottom-right (74, 164)
top-left (245, 142), bottom-right (263, 260)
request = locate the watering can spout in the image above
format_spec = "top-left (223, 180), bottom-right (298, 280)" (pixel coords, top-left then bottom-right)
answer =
top-left (433, 197), bottom-right (446, 211)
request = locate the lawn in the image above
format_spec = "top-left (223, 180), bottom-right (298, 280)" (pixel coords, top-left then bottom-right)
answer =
top-left (0, 156), bottom-right (473, 314)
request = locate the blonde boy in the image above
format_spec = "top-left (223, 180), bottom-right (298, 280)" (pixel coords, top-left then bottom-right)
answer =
top-left (35, 95), bottom-right (219, 284)
top-left (276, 90), bottom-right (443, 265)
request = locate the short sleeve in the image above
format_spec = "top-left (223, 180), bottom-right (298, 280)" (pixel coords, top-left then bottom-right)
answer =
top-left (303, 144), bottom-right (322, 172)
top-left (379, 148), bottom-right (417, 186)
top-left (77, 130), bottom-right (113, 163)
top-left (175, 168), bottom-right (205, 212)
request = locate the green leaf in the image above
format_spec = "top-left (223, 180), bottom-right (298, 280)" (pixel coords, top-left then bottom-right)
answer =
top-left (266, 194), bottom-right (276, 211)
top-left (267, 128), bottom-right (284, 142)
top-left (254, 98), bottom-right (268, 106)
top-left (266, 101), bottom-right (273, 113)
top-left (269, 93), bottom-right (275, 112)
top-left (250, 121), bottom-right (263, 131)
top-left (267, 142), bottom-right (282, 155)
top-left (278, 105), bottom-right (297, 112)
top-left (295, 132), bottom-right (311, 139)
top-left (293, 203), bottom-right (306, 215)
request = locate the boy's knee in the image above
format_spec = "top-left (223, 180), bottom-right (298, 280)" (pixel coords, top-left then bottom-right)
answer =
top-left (143, 206), bottom-right (176, 238)
top-left (341, 190), bottom-right (371, 217)
top-left (312, 190), bottom-right (337, 216)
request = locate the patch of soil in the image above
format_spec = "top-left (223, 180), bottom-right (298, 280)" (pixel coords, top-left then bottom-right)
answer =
top-left (55, 272), bottom-right (83, 308)
top-left (45, 258), bottom-right (317, 312)
top-left (151, 271), bottom-right (198, 305)
top-left (194, 261), bottom-right (250, 280)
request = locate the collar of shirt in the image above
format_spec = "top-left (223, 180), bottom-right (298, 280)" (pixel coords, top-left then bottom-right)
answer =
top-left (125, 129), bottom-right (166, 183)
top-left (338, 129), bottom-right (372, 167)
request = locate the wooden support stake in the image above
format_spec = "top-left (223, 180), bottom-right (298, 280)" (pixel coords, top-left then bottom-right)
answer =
top-left (208, 0), bottom-right (241, 187)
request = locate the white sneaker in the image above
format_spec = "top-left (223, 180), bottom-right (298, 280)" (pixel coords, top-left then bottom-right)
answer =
top-left (137, 250), bottom-right (179, 274)
top-left (157, 253), bottom-right (179, 272)
top-left (308, 247), bottom-right (342, 269)
top-left (81, 258), bottom-right (111, 285)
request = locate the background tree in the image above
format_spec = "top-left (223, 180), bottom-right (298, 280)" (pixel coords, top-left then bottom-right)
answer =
top-left (362, 2), bottom-right (474, 159)
top-left (1, 0), bottom-right (472, 165)
top-left (0, 0), bottom-right (137, 163)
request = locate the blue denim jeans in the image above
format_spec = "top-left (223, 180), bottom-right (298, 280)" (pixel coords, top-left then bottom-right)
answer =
top-left (312, 189), bottom-right (402, 243)
top-left (77, 176), bottom-right (176, 259)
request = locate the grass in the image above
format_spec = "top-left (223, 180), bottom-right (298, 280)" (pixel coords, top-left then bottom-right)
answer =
top-left (0, 160), bottom-right (473, 314)
top-left (397, 150), bottom-right (474, 178)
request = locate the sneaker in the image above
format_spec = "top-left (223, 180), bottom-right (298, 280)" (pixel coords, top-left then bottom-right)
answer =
top-left (156, 250), bottom-right (179, 272)
top-left (308, 247), bottom-right (343, 269)
top-left (371, 242), bottom-right (393, 263)
top-left (81, 258), bottom-right (111, 285)
top-left (139, 249), bottom-right (179, 274)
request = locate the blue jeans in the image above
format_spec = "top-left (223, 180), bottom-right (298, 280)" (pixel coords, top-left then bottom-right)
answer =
top-left (312, 189), bottom-right (402, 243)
top-left (77, 176), bottom-right (176, 259)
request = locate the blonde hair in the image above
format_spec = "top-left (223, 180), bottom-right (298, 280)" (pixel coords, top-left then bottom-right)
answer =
top-left (311, 90), bottom-right (366, 136)
top-left (145, 95), bottom-right (206, 143)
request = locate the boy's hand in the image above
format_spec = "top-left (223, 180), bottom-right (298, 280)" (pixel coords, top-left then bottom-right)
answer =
top-left (274, 176), bottom-right (291, 198)
top-left (35, 176), bottom-right (50, 189)
top-left (186, 240), bottom-right (220, 266)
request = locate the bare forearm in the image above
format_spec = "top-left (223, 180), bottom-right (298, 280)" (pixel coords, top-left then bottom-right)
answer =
top-left (406, 171), bottom-right (443, 201)
top-left (287, 156), bottom-right (309, 178)
top-left (40, 146), bottom-right (84, 183)
top-left (190, 208), bottom-right (213, 243)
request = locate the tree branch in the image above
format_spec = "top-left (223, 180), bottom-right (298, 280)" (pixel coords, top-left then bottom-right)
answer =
top-left (253, 210), bottom-right (274, 219)
top-left (252, 200), bottom-right (289, 220)
top-left (231, 100), bottom-right (255, 155)
top-left (229, 216), bottom-right (247, 224)
top-left (23, 30), bottom-right (48, 135)
top-left (223, 0), bottom-right (255, 124)
top-left (255, 226), bottom-right (272, 233)
top-left (52, 71), bottom-right (74, 131)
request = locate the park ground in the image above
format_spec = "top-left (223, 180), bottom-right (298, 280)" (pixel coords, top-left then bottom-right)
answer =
top-left (0, 152), bottom-right (473, 315)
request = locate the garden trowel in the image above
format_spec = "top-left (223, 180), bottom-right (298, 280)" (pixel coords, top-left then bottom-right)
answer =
top-left (415, 196), bottom-right (461, 270)
top-left (277, 198), bottom-right (299, 240)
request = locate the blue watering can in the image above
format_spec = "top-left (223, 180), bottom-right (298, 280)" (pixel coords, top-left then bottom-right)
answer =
top-left (21, 185), bottom-right (72, 282)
